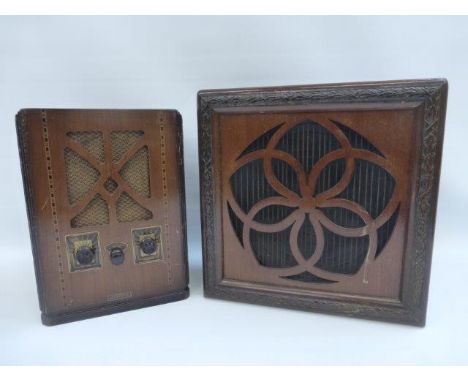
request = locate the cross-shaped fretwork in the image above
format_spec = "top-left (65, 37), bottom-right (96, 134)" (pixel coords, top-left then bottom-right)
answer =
top-left (65, 130), bottom-right (152, 223)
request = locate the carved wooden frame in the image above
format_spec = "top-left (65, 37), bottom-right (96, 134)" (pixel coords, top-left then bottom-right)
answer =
top-left (198, 79), bottom-right (448, 326)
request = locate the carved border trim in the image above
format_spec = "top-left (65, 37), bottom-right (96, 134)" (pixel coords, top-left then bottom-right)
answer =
top-left (198, 79), bottom-right (448, 326)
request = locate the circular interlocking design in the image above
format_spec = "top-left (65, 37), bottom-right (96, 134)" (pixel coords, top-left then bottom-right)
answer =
top-left (227, 118), bottom-right (401, 283)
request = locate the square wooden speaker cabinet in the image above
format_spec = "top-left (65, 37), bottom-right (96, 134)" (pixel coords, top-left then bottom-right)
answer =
top-left (17, 109), bottom-right (189, 325)
top-left (198, 79), bottom-right (448, 326)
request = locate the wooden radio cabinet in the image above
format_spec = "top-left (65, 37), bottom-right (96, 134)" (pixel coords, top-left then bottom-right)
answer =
top-left (17, 109), bottom-right (189, 325)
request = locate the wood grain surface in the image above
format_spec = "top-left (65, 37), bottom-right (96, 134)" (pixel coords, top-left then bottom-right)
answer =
top-left (17, 109), bottom-right (189, 325)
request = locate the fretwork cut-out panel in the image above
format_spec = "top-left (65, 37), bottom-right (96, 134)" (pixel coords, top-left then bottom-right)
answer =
top-left (228, 119), bottom-right (399, 284)
top-left (65, 130), bottom-right (152, 228)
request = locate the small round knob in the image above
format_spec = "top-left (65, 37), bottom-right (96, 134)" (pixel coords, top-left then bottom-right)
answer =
top-left (110, 248), bottom-right (125, 265)
top-left (140, 238), bottom-right (156, 255)
top-left (75, 246), bottom-right (95, 265)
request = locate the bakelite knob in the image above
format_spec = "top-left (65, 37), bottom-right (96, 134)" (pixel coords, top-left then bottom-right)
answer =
top-left (110, 247), bottom-right (125, 265)
top-left (140, 238), bottom-right (156, 255)
top-left (75, 246), bottom-right (95, 265)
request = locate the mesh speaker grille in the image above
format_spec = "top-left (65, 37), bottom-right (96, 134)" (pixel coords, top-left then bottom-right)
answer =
top-left (116, 192), bottom-right (153, 222)
top-left (111, 130), bottom-right (144, 163)
top-left (71, 194), bottom-right (109, 228)
top-left (67, 131), bottom-right (104, 162)
top-left (117, 192), bottom-right (153, 222)
top-left (119, 146), bottom-right (151, 198)
top-left (65, 148), bottom-right (100, 204)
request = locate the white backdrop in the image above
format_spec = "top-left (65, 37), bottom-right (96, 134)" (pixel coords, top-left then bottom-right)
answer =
top-left (0, 16), bottom-right (467, 365)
